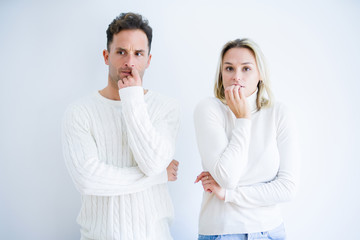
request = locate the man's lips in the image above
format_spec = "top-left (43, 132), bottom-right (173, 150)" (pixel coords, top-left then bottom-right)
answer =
top-left (120, 70), bottom-right (132, 76)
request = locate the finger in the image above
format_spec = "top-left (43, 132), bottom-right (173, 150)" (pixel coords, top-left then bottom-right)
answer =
top-left (239, 85), bottom-right (246, 99)
top-left (200, 173), bottom-right (212, 182)
top-left (225, 89), bottom-right (230, 102)
top-left (125, 75), bottom-right (136, 86)
top-left (195, 171), bottom-right (209, 183)
top-left (122, 77), bottom-right (131, 86)
top-left (172, 159), bottom-right (179, 166)
top-left (130, 66), bottom-right (141, 83)
top-left (172, 164), bottom-right (178, 171)
top-left (201, 179), bottom-right (215, 186)
top-left (204, 185), bottom-right (213, 193)
top-left (233, 85), bottom-right (241, 102)
top-left (118, 78), bottom-right (125, 89)
top-left (201, 176), bottom-right (210, 182)
top-left (228, 85), bottom-right (235, 103)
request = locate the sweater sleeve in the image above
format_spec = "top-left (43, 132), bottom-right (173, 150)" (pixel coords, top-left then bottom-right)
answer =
top-left (194, 98), bottom-right (251, 189)
top-left (62, 103), bottom-right (167, 196)
top-left (224, 104), bottom-right (300, 208)
top-left (119, 86), bottom-right (180, 176)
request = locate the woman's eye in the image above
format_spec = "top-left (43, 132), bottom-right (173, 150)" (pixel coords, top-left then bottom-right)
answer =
top-left (243, 67), bottom-right (251, 71)
top-left (225, 67), bottom-right (233, 71)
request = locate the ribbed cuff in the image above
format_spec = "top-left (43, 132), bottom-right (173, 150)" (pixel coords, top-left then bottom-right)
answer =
top-left (224, 189), bottom-right (235, 203)
top-left (119, 86), bottom-right (144, 103)
top-left (160, 170), bottom-right (168, 184)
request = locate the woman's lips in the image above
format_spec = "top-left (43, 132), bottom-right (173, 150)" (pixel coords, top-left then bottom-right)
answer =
top-left (232, 84), bottom-right (245, 88)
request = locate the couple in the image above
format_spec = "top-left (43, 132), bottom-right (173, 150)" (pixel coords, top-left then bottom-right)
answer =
top-left (62, 12), bottom-right (299, 240)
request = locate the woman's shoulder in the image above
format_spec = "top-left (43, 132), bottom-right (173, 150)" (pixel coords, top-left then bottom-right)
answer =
top-left (268, 101), bottom-right (297, 129)
top-left (195, 97), bottom-right (225, 111)
top-left (260, 100), bottom-right (290, 115)
top-left (271, 101), bottom-right (292, 116)
top-left (194, 97), bottom-right (227, 121)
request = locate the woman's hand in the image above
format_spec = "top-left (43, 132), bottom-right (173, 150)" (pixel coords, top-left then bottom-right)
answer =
top-left (195, 171), bottom-right (225, 201)
top-left (167, 159), bottom-right (179, 181)
top-left (224, 85), bottom-right (250, 119)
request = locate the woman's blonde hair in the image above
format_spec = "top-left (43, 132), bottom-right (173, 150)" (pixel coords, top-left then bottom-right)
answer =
top-left (214, 38), bottom-right (274, 110)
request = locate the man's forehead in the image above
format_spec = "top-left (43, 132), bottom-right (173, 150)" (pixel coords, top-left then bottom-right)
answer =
top-left (111, 30), bottom-right (149, 50)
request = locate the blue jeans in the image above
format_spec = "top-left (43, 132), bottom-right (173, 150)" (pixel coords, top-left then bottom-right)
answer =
top-left (198, 223), bottom-right (286, 240)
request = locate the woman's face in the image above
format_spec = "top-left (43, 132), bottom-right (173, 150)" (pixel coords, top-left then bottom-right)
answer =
top-left (222, 47), bottom-right (260, 97)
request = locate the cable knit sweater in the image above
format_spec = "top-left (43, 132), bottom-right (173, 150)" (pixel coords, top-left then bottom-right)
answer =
top-left (62, 86), bottom-right (180, 240)
top-left (194, 90), bottom-right (300, 235)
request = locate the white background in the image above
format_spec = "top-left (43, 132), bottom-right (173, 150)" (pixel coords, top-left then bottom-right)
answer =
top-left (1, 0), bottom-right (359, 239)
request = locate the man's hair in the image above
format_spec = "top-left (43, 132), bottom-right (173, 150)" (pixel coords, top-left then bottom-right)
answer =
top-left (106, 12), bottom-right (153, 54)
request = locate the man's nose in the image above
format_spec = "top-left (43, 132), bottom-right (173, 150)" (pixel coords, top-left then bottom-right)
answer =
top-left (124, 54), bottom-right (135, 67)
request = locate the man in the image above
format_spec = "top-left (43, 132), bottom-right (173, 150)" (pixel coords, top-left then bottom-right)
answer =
top-left (62, 12), bottom-right (179, 240)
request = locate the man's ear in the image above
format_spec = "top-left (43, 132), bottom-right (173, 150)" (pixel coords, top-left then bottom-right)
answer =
top-left (146, 54), bottom-right (152, 68)
top-left (103, 49), bottom-right (109, 65)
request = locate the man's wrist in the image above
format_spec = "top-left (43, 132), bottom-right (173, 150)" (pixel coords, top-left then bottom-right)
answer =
top-left (119, 86), bottom-right (144, 103)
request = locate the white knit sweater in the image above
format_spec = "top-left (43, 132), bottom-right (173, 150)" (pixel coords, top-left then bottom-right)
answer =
top-left (194, 91), bottom-right (300, 235)
top-left (62, 86), bottom-right (180, 240)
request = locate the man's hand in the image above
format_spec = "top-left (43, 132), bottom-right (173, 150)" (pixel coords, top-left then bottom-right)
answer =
top-left (225, 85), bottom-right (250, 119)
top-left (118, 66), bottom-right (142, 89)
top-left (167, 159), bottom-right (179, 181)
top-left (195, 171), bottom-right (225, 201)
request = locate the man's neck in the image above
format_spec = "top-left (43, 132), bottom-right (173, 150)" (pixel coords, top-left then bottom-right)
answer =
top-left (99, 84), bottom-right (121, 101)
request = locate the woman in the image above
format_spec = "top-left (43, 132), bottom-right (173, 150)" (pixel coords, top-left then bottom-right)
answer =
top-left (194, 38), bottom-right (299, 240)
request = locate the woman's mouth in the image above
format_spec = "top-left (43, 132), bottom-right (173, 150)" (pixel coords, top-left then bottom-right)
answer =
top-left (233, 84), bottom-right (245, 88)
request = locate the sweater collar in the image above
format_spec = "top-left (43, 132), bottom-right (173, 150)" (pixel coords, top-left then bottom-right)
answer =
top-left (248, 89), bottom-right (258, 114)
top-left (95, 90), bottom-right (152, 107)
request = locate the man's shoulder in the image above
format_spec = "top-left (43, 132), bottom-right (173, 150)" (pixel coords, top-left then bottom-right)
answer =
top-left (64, 93), bottom-right (98, 116)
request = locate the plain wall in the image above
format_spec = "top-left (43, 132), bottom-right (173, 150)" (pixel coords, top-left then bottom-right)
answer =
top-left (1, 0), bottom-right (359, 239)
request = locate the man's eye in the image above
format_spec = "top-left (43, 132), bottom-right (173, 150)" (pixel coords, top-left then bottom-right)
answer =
top-left (135, 52), bottom-right (143, 56)
top-left (117, 51), bottom-right (125, 55)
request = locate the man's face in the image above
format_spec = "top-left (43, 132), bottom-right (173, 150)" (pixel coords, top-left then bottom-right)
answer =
top-left (103, 29), bottom-right (151, 85)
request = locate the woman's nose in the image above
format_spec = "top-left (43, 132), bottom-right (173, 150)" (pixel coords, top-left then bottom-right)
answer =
top-left (233, 70), bottom-right (242, 81)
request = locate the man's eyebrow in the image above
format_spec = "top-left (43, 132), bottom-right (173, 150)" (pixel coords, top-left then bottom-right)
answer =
top-left (114, 47), bottom-right (146, 53)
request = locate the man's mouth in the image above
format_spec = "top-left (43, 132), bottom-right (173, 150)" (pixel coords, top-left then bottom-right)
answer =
top-left (121, 69), bottom-right (132, 76)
